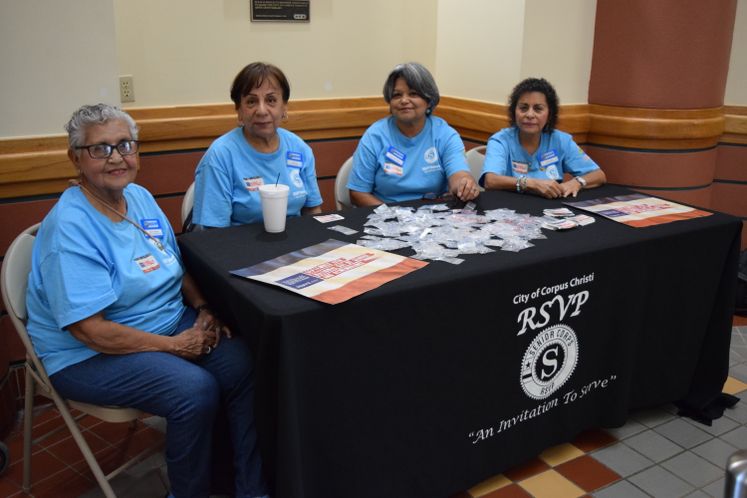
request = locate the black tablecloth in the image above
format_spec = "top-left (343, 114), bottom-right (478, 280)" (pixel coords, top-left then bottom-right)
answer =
top-left (179, 186), bottom-right (742, 498)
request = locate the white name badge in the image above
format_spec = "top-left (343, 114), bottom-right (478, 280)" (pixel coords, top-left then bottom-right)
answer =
top-left (512, 161), bottom-right (529, 174)
top-left (134, 254), bottom-right (160, 273)
top-left (139, 218), bottom-right (164, 238)
top-left (540, 150), bottom-right (559, 168)
top-left (286, 151), bottom-right (303, 168)
top-left (385, 146), bottom-right (406, 166)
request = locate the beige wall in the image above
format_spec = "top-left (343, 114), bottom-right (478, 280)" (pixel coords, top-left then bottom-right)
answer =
top-left (114, 0), bottom-right (437, 107)
top-left (435, 0), bottom-right (526, 103)
top-left (726, 0), bottom-right (747, 105)
top-left (0, 0), bottom-right (120, 138)
top-left (1, 0), bottom-right (744, 139)
top-left (521, 0), bottom-right (597, 105)
top-left (435, 0), bottom-right (596, 105)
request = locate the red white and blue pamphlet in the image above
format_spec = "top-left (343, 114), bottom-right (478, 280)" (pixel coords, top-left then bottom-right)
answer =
top-left (565, 193), bottom-right (711, 227)
top-left (230, 239), bottom-right (427, 304)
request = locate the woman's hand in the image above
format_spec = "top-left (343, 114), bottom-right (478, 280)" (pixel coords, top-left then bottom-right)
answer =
top-left (527, 178), bottom-right (564, 199)
top-left (171, 326), bottom-right (218, 360)
top-left (449, 172), bottom-right (480, 201)
top-left (194, 307), bottom-right (232, 347)
top-left (559, 179), bottom-right (582, 198)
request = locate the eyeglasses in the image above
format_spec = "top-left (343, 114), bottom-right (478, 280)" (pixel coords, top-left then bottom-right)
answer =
top-left (75, 140), bottom-right (139, 159)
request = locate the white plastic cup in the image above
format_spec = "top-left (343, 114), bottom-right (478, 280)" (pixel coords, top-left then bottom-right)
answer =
top-left (259, 184), bottom-right (289, 233)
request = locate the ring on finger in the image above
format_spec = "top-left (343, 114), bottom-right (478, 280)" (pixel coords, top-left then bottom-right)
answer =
top-left (205, 345), bottom-right (213, 355)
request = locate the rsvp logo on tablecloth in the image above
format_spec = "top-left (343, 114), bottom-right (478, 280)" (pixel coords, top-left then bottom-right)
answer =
top-left (514, 275), bottom-right (593, 400)
top-left (520, 324), bottom-right (578, 400)
top-left (468, 273), bottom-right (619, 445)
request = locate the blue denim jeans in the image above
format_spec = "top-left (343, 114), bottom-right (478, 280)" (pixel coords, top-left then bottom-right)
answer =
top-left (50, 308), bottom-right (267, 498)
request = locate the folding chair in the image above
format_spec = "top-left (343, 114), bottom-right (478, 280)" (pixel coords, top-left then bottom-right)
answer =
top-left (334, 156), bottom-right (354, 210)
top-left (0, 223), bottom-right (160, 497)
top-left (181, 181), bottom-right (195, 232)
top-left (465, 145), bottom-right (487, 188)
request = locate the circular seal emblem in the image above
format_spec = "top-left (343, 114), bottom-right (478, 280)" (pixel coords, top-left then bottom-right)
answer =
top-left (290, 169), bottom-right (304, 188)
top-left (520, 324), bottom-right (579, 400)
top-left (424, 147), bottom-right (439, 164)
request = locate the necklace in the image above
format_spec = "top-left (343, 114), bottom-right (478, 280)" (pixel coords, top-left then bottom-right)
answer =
top-left (77, 182), bottom-right (166, 252)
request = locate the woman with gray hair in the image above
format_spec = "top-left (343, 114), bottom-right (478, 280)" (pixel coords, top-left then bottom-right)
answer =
top-left (347, 62), bottom-right (479, 206)
top-left (25, 104), bottom-right (268, 498)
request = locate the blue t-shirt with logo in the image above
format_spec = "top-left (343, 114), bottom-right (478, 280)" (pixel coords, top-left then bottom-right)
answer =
top-left (193, 127), bottom-right (322, 227)
top-left (347, 116), bottom-right (469, 203)
top-left (480, 127), bottom-right (600, 186)
top-left (26, 184), bottom-right (185, 376)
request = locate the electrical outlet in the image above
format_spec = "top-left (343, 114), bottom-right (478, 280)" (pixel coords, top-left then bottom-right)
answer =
top-left (119, 75), bottom-right (135, 103)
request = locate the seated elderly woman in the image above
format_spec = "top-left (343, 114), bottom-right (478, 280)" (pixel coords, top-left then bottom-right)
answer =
top-left (192, 62), bottom-right (322, 228)
top-left (25, 104), bottom-right (268, 498)
top-left (347, 62), bottom-right (479, 206)
top-left (481, 77), bottom-right (606, 198)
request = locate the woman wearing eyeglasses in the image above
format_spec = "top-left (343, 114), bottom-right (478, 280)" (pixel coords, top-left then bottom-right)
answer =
top-left (347, 62), bottom-right (479, 206)
top-left (25, 104), bottom-right (268, 498)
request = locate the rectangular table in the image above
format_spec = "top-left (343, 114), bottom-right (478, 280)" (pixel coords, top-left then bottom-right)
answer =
top-left (179, 185), bottom-right (742, 498)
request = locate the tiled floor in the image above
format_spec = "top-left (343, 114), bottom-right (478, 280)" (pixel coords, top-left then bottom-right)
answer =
top-left (1, 315), bottom-right (747, 498)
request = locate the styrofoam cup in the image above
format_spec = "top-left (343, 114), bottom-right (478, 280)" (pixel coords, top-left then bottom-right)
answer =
top-left (259, 184), bottom-right (289, 233)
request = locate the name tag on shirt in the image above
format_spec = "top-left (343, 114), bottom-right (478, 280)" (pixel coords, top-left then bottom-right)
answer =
top-left (383, 163), bottom-right (404, 176)
top-left (385, 146), bottom-right (406, 166)
top-left (540, 150), bottom-right (559, 168)
top-left (512, 161), bottom-right (529, 175)
top-left (139, 218), bottom-right (164, 239)
top-left (134, 254), bottom-right (160, 273)
top-left (243, 176), bottom-right (264, 191)
top-left (286, 151), bottom-right (303, 168)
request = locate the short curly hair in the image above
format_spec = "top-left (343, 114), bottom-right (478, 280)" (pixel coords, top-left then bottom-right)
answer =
top-left (64, 104), bottom-right (138, 149)
top-left (507, 77), bottom-right (559, 133)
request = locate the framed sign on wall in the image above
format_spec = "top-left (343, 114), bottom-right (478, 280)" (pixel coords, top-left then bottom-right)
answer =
top-left (251, 0), bottom-right (310, 22)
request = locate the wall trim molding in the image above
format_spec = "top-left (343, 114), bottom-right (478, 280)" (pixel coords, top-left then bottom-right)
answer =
top-left (1, 98), bottom-right (745, 199)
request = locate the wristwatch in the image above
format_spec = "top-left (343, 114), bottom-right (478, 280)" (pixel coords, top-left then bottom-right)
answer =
top-left (574, 176), bottom-right (587, 189)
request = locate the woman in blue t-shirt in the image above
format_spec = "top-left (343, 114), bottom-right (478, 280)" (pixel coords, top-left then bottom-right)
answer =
top-left (26, 104), bottom-right (268, 498)
top-left (481, 77), bottom-right (606, 198)
top-left (347, 62), bottom-right (480, 206)
top-left (193, 62), bottom-right (322, 227)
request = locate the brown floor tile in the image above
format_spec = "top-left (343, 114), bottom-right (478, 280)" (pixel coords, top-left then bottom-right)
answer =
top-left (571, 428), bottom-right (618, 452)
top-left (30, 405), bottom-right (59, 428)
top-left (4, 448), bottom-right (68, 487)
top-left (31, 467), bottom-right (93, 498)
top-left (555, 455), bottom-right (621, 492)
top-left (45, 431), bottom-right (110, 466)
top-left (502, 457), bottom-right (551, 481)
top-left (124, 427), bottom-right (164, 459)
top-left (87, 420), bottom-right (140, 446)
top-left (481, 483), bottom-right (533, 498)
top-left (0, 474), bottom-right (22, 496)
top-left (733, 315), bottom-right (747, 326)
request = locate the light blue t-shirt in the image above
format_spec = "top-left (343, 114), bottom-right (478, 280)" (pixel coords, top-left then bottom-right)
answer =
top-left (25, 184), bottom-right (186, 376)
top-left (480, 127), bottom-right (600, 186)
top-left (347, 115), bottom-right (470, 203)
top-left (193, 127), bottom-right (323, 227)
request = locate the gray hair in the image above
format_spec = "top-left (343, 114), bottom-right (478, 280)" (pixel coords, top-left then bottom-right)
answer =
top-left (382, 62), bottom-right (440, 114)
top-left (64, 104), bottom-right (139, 149)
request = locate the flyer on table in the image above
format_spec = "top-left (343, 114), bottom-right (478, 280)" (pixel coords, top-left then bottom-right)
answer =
top-left (231, 239), bottom-right (427, 304)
